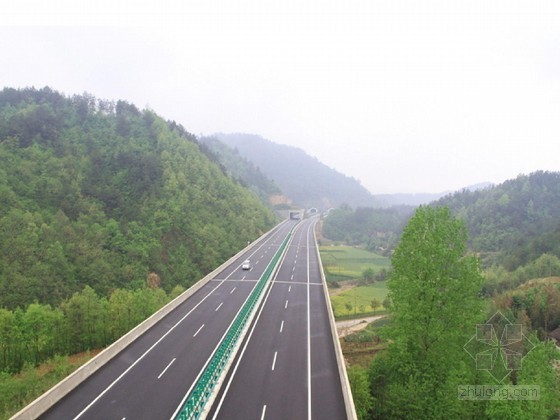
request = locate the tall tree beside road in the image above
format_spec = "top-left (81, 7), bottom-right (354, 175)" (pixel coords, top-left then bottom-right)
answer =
top-left (370, 206), bottom-right (485, 419)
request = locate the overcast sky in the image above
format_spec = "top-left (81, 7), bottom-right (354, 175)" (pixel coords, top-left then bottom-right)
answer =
top-left (2, 1), bottom-right (560, 194)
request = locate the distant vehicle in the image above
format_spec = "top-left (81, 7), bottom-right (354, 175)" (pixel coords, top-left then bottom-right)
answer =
top-left (242, 260), bottom-right (251, 270)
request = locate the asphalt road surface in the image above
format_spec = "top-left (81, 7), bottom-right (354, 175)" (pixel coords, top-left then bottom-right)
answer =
top-left (209, 216), bottom-right (346, 420)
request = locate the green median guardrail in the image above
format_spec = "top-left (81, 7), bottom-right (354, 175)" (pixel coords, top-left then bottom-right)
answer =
top-left (176, 228), bottom-right (293, 420)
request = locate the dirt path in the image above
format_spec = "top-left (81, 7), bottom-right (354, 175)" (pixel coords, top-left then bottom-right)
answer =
top-left (335, 315), bottom-right (386, 338)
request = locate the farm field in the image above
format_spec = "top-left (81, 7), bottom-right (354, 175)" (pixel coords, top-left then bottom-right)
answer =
top-left (330, 281), bottom-right (389, 318)
top-left (319, 245), bottom-right (391, 318)
top-left (320, 245), bottom-right (390, 283)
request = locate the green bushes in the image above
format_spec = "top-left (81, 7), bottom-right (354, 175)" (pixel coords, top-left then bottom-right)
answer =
top-left (0, 285), bottom-right (181, 374)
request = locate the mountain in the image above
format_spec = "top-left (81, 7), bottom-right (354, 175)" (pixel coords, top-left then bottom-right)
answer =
top-left (208, 133), bottom-right (384, 209)
top-left (0, 87), bottom-right (276, 309)
top-left (375, 192), bottom-right (449, 207)
top-left (323, 171), bottom-right (560, 271)
top-left (199, 135), bottom-right (283, 206)
top-left (375, 182), bottom-right (493, 206)
top-left (434, 171), bottom-right (560, 269)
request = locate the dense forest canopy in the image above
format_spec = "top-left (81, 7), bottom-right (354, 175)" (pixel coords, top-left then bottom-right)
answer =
top-left (0, 87), bottom-right (276, 309)
top-left (434, 171), bottom-right (560, 269)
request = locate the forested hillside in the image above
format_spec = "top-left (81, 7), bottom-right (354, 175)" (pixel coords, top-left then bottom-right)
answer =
top-left (211, 133), bottom-right (384, 209)
top-left (435, 171), bottom-right (560, 269)
top-left (322, 205), bottom-right (414, 254)
top-left (323, 172), bottom-right (560, 264)
top-left (199, 135), bottom-right (282, 205)
top-left (0, 87), bottom-right (276, 310)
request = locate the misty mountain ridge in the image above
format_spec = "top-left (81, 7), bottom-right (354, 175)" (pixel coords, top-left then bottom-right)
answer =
top-left (378, 182), bottom-right (494, 206)
top-left (206, 133), bottom-right (492, 208)
top-left (205, 133), bottom-right (384, 209)
top-left (323, 171), bottom-right (560, 269)
top-left (199, 135), bottom-right (282, 205)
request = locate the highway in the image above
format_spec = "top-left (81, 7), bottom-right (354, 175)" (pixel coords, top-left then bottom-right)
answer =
top-left (39, 216), bottom-right (348, 420)
top-left (209, 216), bottom-right (346, 419)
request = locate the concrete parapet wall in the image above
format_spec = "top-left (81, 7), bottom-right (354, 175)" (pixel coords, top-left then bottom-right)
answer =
top-left (313, 221), bottom-right (357, 420)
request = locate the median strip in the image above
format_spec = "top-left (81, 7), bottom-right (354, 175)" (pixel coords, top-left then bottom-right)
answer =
top-left (174, 228), bottom-right (293, 420)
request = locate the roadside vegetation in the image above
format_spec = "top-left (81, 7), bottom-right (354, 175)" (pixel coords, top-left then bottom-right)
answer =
top-left (321, 245), bottom-right (390, 285)
top-left (330, 282), bottom-right (389, 318)
top-left (331, 207), bottom-right (560, 419)
top-left (0, 285), bottom-right (182, 419)
top-left (0, 351), bottom-right (99, 419)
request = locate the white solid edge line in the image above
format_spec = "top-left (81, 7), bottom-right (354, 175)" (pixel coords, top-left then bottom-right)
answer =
top-left (307, 220), bottom-right (312, 420)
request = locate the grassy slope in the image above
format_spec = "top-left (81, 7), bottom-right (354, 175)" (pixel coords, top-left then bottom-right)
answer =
top-left (0, 351), bottom-right (100, 419)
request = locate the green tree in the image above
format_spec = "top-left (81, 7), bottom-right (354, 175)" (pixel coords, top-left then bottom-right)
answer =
top-left (0, 308), bottom-right (20, 372)
top-left (372, 206), bottom-right (485, 418)
top-left (362, 267), bottom-right (375, 284)
top-left (484, 337), bottom-right (560, 419)
top-left (382, 296), bottom-right (391, 311)
top-left (348, 365), bottom-right (373, 420)
top-left (61, 286), bottom-right (105, 352)
top-left (108, 289), bottom-right (134, 340)
top-left (514, 337), bottom-right (559, 418)
top-left (21, 303), bottom-right (62, 365)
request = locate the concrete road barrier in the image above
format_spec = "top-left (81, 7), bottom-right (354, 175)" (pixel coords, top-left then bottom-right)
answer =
top-left (313, 221), bottom-right (357, 420)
